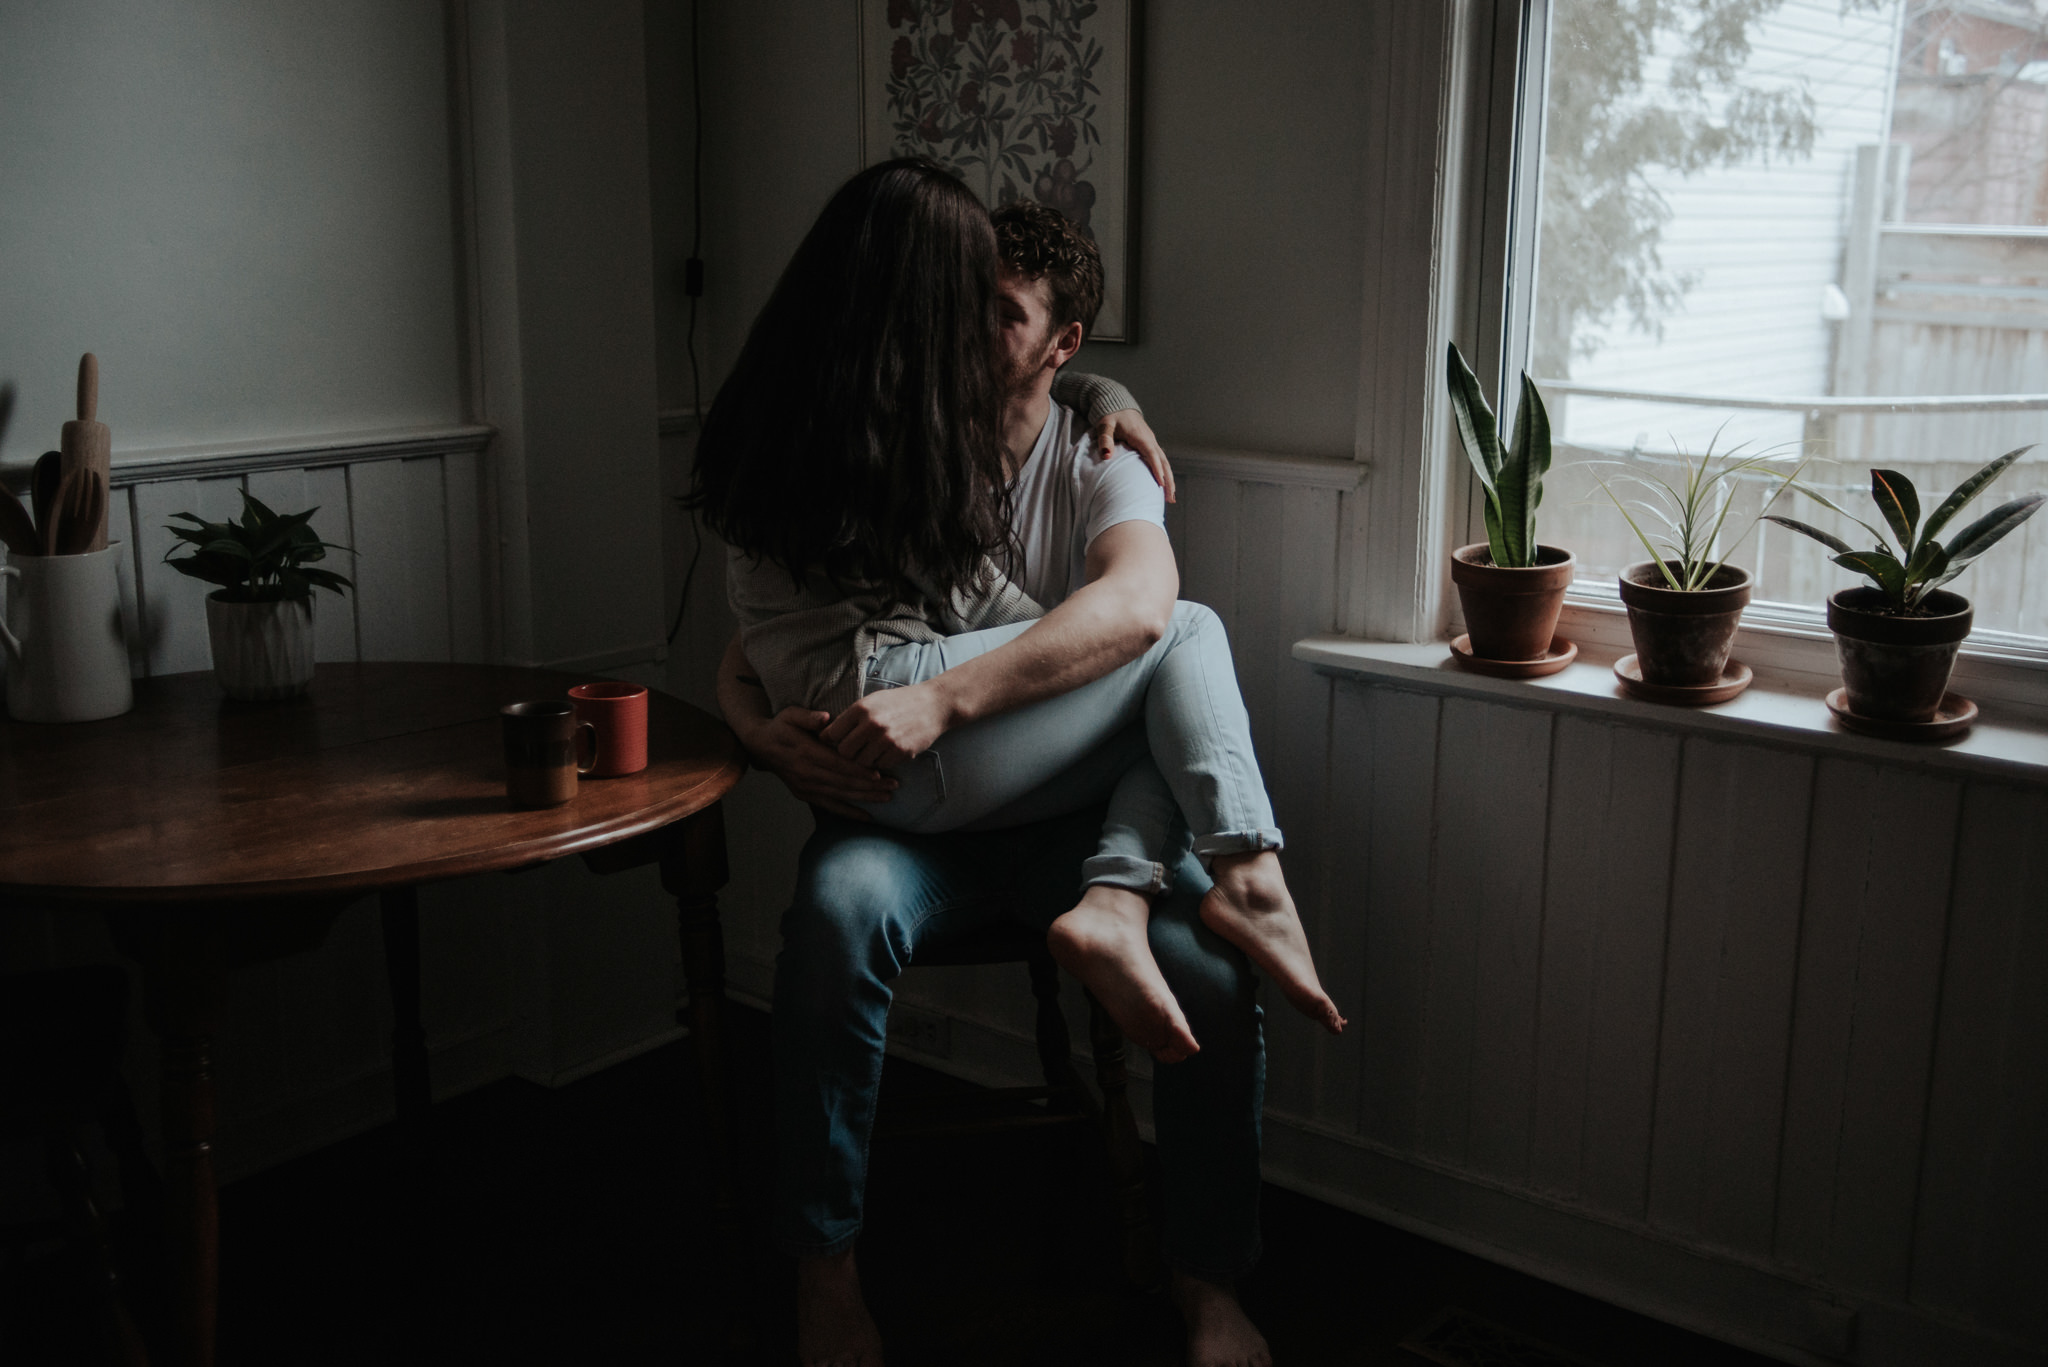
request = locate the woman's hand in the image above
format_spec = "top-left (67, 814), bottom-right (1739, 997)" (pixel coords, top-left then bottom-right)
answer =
top-left (744, 706), bottom-right (899, 819)
top-left (1088, 407), bottom-right (1176, 503)
top-left (820, 683), bottom-right (953, 769)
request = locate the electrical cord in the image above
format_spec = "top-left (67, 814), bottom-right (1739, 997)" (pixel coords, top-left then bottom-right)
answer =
top-left (667, 0), bottom-right (705, 647)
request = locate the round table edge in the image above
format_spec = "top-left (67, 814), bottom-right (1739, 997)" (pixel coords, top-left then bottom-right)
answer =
top-left (1, 754), bottom-right (747, 905)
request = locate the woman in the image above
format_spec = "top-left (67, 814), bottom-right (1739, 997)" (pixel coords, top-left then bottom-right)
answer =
top-left (690, 158), bottom-right (1340, 1059)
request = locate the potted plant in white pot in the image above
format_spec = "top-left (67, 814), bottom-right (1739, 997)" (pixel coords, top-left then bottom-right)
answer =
top-left (1445, 342), bottom-right (1575, 675)
top-left (1592, 436), bottom-right (1803, 704)
top-left (1765, 446), bottom-right (2042, 736)
top-left (163, 492), bottom-right (353, 701)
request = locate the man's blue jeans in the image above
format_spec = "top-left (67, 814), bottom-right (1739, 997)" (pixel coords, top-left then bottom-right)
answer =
top-left (772, 804), bottom-right (1266, 1280)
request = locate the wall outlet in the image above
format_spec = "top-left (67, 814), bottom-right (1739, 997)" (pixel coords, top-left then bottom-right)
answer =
top-left (887, 1004), bottom-right (952, 1059)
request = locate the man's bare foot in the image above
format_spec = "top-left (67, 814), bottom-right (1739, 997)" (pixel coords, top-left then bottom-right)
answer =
top-left (797, 1248), bottom-right (885, 1367)
top-left (1048, 886), bottom-right (1201, 1063)
top-left (1172, 1271), bottom-right (1272, 1367)
top-left (1202, 852), bottom-right (1345, 1034)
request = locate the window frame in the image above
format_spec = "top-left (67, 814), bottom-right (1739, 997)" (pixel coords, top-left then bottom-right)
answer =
top-left (1345, 0), bottom-right (2048, 713)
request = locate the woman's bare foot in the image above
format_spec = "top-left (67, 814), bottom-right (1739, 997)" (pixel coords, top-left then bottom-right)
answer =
top-left (1048, 886), bottom-right (1201, 1062)
top-left (797, 1248), bottom-right (885, 1367)
top-left (1172, 1271), bottom-right (1272, 1367)
top-left (1202, 852), bottom-right (1345, 1034)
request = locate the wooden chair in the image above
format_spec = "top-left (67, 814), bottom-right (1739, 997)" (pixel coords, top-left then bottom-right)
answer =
top-left (0, 965), bottom-right (160, 1366)
top-left (871, 921), bottom-right (1162, 1291)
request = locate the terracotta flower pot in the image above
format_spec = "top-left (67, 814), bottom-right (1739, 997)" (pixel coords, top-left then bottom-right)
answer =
top-left (206, 593), bottom-right (315, 701)
top-left (1618, 562), bottom-right (1751, 687)
top-left (1826, 587), bottom-right (1971, 723)
top-left (1450, 543), bottom-right (1575, 662)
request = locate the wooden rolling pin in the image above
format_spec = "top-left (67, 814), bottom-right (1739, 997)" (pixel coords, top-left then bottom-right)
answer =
top-left (60, 352), bottom-right (111, 552)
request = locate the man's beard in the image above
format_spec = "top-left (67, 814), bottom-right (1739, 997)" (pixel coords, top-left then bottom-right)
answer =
top-left (1007, 331), bottom-right (1060, 396)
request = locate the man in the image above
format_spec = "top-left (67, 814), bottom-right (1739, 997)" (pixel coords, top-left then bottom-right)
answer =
top-left (718, 201), bottom-right (1273, 1367)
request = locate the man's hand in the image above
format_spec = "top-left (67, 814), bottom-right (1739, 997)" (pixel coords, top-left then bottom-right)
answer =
top-left (1089, 407), bottom-right (1176, 503)
top-left (745, 706), bottom-right (899, 820)
top-left (819, 682), bottom-right (953, 769)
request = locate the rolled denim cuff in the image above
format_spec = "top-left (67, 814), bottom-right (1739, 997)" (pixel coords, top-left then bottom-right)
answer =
top-left (1190, 828), bottom-right (1285, 859)
top-left (776, 1225), bottom-right (862, 1259)
top-left (1162, 1232), bottom-right (1264, 1286)
top-left (1080, 853), bottom-right (1175, 894)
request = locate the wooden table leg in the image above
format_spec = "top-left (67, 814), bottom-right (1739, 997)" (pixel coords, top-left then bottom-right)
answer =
top-left (659, 802), bottom-right (753, 1357)
top-left (105, 898), bottom-right (350, 1367)
top-left (108, 907), bottom-right (228, 1367)
top-left (379, 887), bottom-right (431, 1166)
top-left (662, 804), bottom-right (733, 1162)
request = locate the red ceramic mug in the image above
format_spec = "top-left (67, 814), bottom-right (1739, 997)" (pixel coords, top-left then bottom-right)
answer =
top-left (568, 681), bottom-right (649, 777)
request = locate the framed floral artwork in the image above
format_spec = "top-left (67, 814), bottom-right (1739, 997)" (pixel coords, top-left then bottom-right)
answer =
top-left (858, 0), bottom-right (1142, 342)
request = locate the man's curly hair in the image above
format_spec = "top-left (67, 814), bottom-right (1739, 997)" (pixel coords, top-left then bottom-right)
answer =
top-left (991, 199), bottom-right (1104, 342)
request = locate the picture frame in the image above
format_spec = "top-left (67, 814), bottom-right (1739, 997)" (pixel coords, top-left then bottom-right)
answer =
top-left (857, 0), bottom-right (1142, 343)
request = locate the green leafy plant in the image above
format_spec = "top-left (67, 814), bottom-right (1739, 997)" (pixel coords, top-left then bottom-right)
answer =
top-left (1763, 446), bottom-right (2044, 613)
top-left (163, 491), bottom-right (354, 603)
top-left (1591, 432), bottom-right (1805, 590)
top-left (1447, 342), bottom-right (1555, 569)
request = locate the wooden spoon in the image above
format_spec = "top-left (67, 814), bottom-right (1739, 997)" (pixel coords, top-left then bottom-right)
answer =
top-left (31, 450), bottom-right (61, 541)
top-left (42, 469), bottom-right (78, 556)
top-left (0, 487), bottom-right (36, 556)
top-left (58, 471), bottom-right (105, 556)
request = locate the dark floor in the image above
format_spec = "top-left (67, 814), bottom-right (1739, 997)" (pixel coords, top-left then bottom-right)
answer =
top-left (6, 1004), bottom-right (1781, 1366)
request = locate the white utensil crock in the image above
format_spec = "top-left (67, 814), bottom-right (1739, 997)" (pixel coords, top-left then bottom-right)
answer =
top-left (0, 543), bottom-right (135, 723)
top-left (205, 593), bottom-right (315, 700)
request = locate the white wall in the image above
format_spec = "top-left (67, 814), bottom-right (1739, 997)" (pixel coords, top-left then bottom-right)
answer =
top-left (686, 0), bottom-right (1371, 460)
top-left (0, 0), bottom-right (464, 457)
top-left (480, 0), bottom-right (667, 669)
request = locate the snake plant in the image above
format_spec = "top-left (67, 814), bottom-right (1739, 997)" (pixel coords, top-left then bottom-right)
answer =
top-left (1446, 342), bottom-right (1553, 568)
top-left (1764, 446), bottom-right (2043, 613)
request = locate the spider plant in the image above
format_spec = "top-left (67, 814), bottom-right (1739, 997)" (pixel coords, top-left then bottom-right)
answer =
top-left (1763, 446), bottom-right (2043, 614)
top-left (1590, 431), bottom-right (1805, 591)
top-left (1446, 342), bottom-right (1554, 569)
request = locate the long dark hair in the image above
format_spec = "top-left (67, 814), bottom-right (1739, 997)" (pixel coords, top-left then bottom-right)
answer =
top-left (687, 158), bottom-right (1014, 605)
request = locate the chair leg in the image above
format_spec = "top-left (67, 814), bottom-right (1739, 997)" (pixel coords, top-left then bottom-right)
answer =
top-left (1025, 953), bottom-right (1086, 1107)
top-left (47, 1133), bottom-right (151, 1367)
top-left (1085, 993), bottom-right (1163, 1292)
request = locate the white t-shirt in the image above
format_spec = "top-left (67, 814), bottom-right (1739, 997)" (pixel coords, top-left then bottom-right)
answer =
top-left (1006, 399), bottom-right (1166, 608)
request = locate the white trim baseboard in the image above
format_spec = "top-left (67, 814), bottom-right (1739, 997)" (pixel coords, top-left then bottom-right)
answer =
top-left (71, 424), bottom-right (497, 485)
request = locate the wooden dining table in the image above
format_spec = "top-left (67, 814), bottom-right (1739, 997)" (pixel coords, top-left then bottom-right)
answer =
top-left (0, 662), bottom-right (747, 1367)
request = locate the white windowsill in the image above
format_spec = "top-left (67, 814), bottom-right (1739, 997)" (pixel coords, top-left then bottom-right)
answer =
top-left (1294, 633), bottom-right (2048, 788)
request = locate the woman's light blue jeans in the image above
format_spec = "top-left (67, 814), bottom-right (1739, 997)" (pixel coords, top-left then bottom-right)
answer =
top-left (773, 803), bottom-right (1266, 1278)
top-left (860, 600), bottom-right (1283, 894)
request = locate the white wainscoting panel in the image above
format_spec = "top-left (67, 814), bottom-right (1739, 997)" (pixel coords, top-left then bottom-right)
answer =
top-left (712, 456), bottom-right (2044, 1367)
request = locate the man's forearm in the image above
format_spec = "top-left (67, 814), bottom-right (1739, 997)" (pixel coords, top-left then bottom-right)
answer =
top-left (926, 524), bottom-right (1177, 728)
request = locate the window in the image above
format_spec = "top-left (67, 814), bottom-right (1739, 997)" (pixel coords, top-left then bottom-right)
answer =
top-left (1508, 0), bottom-right (2048, 649)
